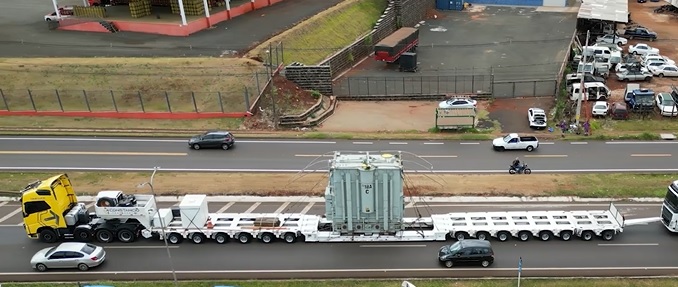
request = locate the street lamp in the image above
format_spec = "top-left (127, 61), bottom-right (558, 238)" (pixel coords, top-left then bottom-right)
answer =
top-left (137, 166), bottom-right (179, 287)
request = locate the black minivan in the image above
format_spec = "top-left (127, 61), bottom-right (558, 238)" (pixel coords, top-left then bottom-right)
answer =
top-left (438, 239), bottom-right (494, 268)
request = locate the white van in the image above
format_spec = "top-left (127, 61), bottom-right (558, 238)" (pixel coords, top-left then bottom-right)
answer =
top-left (583, 46), bottom-right (612, 60)
top-left (569, 82), bottom-right (610, 101)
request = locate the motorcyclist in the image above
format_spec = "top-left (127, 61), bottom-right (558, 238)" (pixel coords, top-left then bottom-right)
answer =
top-left (511, 157), bottom-right (523, 172)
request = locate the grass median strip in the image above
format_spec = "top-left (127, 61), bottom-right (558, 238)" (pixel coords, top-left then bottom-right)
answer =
top-left (0, 172), bottom-right (670, 198)
top-left (3, 279), bottom-right (675, 287)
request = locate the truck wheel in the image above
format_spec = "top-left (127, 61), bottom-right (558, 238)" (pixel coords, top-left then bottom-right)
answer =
top-left (601, 230), bottom-right (615, 241)
top-left (283, 232), bottom-right (297, 243)
top-left (39, 229), bottom-right (58, 243)
top-left (526, 146), bottom-right (534, 152)
top-left (518, 231), bottom-right (531, 241)
top-left (497, 231), bottom-right (511, 242)
top-left (560, 230), bottom-right (573, 241)
top-left (167, 233), bottom-right (183, 244)
top-left (191, 233), bottom-right (206, 244)
top-left (580, 230), bottom-right (594, 241)
top-left (261, 232), bottom-right (275, 244)
top-left (74, 228), bottom-right (91, 242)
top-left (117, 229), bottom-right (136, 243)
top-left (95, 229), bottom-right (114, 243)
top-left (237, 233), bottom-right (252, 244)
top-left (214, 233), bottom-right (229, 244)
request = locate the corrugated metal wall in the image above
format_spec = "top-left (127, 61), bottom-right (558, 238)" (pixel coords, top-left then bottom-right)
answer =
top-left (463, 0), bottom-right (545, 6)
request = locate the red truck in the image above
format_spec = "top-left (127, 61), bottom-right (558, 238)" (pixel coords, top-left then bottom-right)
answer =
top-left (374, 27), bottom-right (419, 63)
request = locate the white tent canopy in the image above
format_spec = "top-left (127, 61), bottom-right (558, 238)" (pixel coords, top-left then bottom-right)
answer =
top-left (578, 0), bottom-right (628, 23)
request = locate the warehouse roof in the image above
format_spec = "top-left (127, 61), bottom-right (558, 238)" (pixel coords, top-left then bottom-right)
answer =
top-left (578, 0), bottom-right (628, 23)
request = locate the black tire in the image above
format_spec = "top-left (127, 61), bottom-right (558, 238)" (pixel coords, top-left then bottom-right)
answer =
top-left (237, 233), bottom-right (252, 244)
top-left (601, 230), bottom-right (615, 241)
top-left (518, 231), bottom-right (531, 241)
top-left (526, 146), bottom-right (534, 152)
top-left (498, 147), bottom-right (505, 152)
top-left (481, 260), bottom-right (491, 268)
top-left (191, 233), bottom-right (206, 244)
top-left (221, 143), bottom-right (230, 150)
top-left (74, 228), bottom-right (91, 241)
top-left (560, 230), bottom-right (573, 241)
top-left (497, 231), bottom-right (511, 242)
top-left (455, 232), bottom-right (469, 241)
top-left (645, 77), bottom-right (651, 82)
top-left (167, 233), bottom-right (183, 244)
top-left (96, 197), bottom-right (116, 207)
top-left (215, 233), bottom-right (229, 244)
top-left (524, 168), bottom-right (532, 174)
top-left (117, 229), bottom-right (135, 243)
top-left (39, 229), bottom-right (58, 243)
top-left (35, 263), bottom-right (48, 272)
top-left (261, 233), bottom-right (275, 244)
top-left (476, 231), bottom-right (490, 241)
top-left (283, 232), bottom-right (297, 244)
top-left (444, 260), bottom-right (454, 268)
top-left (509, 169), bottom-right (516, 175)
top-left (617, 41), bottom-right (623, 46)
top-left (659, 73), bottom-right (664, 78)
top-left (539, 231), bottom-right (553, 241)
top-left (77, 263), bottom-right (89, 271)
top-left (581, 230), bottom-right (594, 241)
top-left (95, 229), bottom-right (114, 243)
top-left (45, 19), bottom-right (52, 21)
top-left (192, 143), bottom-right (201, 150)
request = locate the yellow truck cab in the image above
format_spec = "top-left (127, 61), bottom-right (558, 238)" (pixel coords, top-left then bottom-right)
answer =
top-left (21, 174), bottom-right (86, 243)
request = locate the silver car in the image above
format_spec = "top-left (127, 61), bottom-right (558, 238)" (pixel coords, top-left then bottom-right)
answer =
top-left (31, 242), bottom-right (106, 272)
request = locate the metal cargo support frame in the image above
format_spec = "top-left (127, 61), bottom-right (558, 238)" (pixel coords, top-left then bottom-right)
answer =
top-left (435, 107), bottom-right (477, 130)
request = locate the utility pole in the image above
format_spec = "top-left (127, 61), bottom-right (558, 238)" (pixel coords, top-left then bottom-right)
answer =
top-left (138, 167), bottom-right (179, 287)
top-left (575, 30), bottom-right (590, 125)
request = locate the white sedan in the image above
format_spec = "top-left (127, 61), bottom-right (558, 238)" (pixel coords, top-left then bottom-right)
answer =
top-left (656, 93), bottom-right (678, 117)
top-left (596, 34), bottom-right (628, 46)
top-left (643, 56), bottom-right (675, 67)
top-left (629, 43), bottom-right (659, 56)
top-left (44, 6), bottom-right (74, 21)
top-left (649, 64), bottom-right (678, 77)
top-left (591, 101), bottom-right (609, 117)
top-left (438, 98), bottom-right (477, 109)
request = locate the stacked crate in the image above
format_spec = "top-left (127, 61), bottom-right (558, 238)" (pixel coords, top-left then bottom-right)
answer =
top-left (129, 0), bottom-right (152, 18)
top-left (73, 6), bottom-right (107, 18)
top-left (170, 0), bottom-right (204, 16)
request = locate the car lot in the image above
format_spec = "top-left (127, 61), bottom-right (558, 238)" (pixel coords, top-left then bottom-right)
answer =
top-left (0, 0), bottom-right (341, 57)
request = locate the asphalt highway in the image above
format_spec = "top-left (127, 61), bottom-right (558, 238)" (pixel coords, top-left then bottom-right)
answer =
top-left (0, 201), bottom-right (676, 281)
top-left (2, 136), bottom-right (678, 173)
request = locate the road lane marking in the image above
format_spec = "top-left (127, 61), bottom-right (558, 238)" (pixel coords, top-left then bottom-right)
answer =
top-left (418, 155), bottom-right (458, 158)
top-left (244, 202), bottom-right (261, 213)
top-left (389, 142), bottom-right (408, 145)
top-left (352, 142), bottom-right (373, 145)
top-left (0, 137), bottom-right (337, 144)
top-left (524, 155), bottom-right (568, 158)
top-left (360, 244), bottom-right (427, 248)
top-left (0, 202), bottom-right (7, 208)
top-left (631, 154), bottom-right (672, 157)
top-left (301, 202), bottom-right (315, 214)
top-left (460, 142), bottom-right (480, 145)
top-left (0, 208), bottom-right (21, 223)
top-left (606, 141), bottom-right (678, 145)
top-left (274, 202), bottom-right (290, 214)
top-left (423, 142), bottom-right (444, 145)
top-left (0, 151), bottom-right (187, 156)
top-left (570, 142), bottom-right (588, 145)
top-left (104, 246), bottom-right (181, 249)
top-left (294, 154), bottom-right (332, 157)
top-left (598, 243), bottom-right (659, 246)
top-left (216, 202), bottom-right (235, 213)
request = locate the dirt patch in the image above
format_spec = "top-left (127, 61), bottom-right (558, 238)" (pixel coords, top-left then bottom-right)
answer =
top-left (243, 75), bottom-right (319, 129)
top-left (487, 97), bottom-right (556, 133)
top-left (318, 101), bottom-right (439, 132)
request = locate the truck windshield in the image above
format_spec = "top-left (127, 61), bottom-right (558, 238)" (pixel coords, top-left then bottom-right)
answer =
top-left (503, 135), bottom-right (512, 142)
top-left (637, 95), bottom-right (654, 104)
top-left (665, 184), bottom-right (678, 212)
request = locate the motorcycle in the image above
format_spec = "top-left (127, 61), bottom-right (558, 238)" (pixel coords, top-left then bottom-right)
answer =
top-left (509, 164), bottom-right (531, 175)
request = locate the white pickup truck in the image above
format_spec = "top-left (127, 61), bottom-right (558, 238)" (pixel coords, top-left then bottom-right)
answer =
top-left (492, 133), bottom-right (540, 152)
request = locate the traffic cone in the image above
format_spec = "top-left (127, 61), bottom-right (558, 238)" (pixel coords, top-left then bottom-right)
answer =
top-left (206, 217), bottom-right (214, 229)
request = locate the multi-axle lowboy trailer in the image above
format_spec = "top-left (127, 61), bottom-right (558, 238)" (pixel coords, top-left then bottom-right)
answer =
top-left (22, 152), bottom-right (630, 244)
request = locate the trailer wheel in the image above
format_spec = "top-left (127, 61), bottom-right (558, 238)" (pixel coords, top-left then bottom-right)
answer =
top-left (35, 263), bottom-right (48, 272)
top-left (518, 231), bottom-right (531, 241)
top-left (601, 230), bottom-right (615, 241)
top-left (95, 229), bottom-right (114, 243)
top-left (260, 232), bottom-right (275, 244)
top-left (117, 229), bottom-right (136, 243)
top-left (475, 231), bottom-right (490, 241)
top-left (283, 232), bottom-right (297, 244)
top-left (455, 232), bottom-right (469, 241)
top-left (539, 231), bottom-right (553, 241)
top-left (74, 228), bottom-right (91, 242)
top-left (237, 233), bottom-right (252, 244)
top-left (39, 229), bottom-right (58, 243)
top-left (167, 233), bottom-right (183, 244)
top-left (214, 233), bottom-right (229, 244)
top-left (580, 230), bottom-right (594, 241)
top-left (191, 233), bottom-right (206, 244)
top-left (560, 230), bottom-right (573, 241)
top-left (496, 231), bottom-right (511, 242)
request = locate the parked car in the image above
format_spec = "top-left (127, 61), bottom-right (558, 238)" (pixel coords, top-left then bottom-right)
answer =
top-left (492, 133), bottom-right (539, 152)
top-left (609, 102), bottom-right (630, 120)
top-left (527, 108), bottom-right (547, 129)
top-left (623, 27), bottom-right (658, 41)
top-left (649, 64), bottom-right (678, 77)
top-left (595, 34), bottom-right (628, 46)
top-left (438, 98), bottom-right (477, 109)
top-left (644, 60), bottom-right (666, 70)
top-left (438, 239), bottom-right (494, 268)
top-left (565, 73), bottom-right (606, 86)
top-left (188, 131), bottom-right (236, 150)
top-left (31, 242), bottom-right (106, 272)
top-left (629, 43), bottom-right (659, 56)
top-left (615, 63), bottom-right (648, 74)
top-left (616, 69), bottom-right (653, 82)
top-left (44, 6), bottom-right (74, 21)
top-left (591, 101), bottom-right (609, 117)
top-left (642, 54), bottom-right (675, 65)
top-left (656, 92), bottom-right (678, 116)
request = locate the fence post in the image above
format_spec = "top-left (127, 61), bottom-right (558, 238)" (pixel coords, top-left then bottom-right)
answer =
top-left (27, 89), bottom-right (37, 111)
top-left (366, 77), bottom-right (370, 95)
top-left (274, 45), bottom-right (280, 68)
top-left (110, 90), bottom-right (118, 112)
top-left (437, 76), bottom-right (441, 94)
top-left (55, 90), bottom-right (64, 112)
top-left (191, 92), bottom-right (198, 113)
top-left (454, 68), bottom-right (458, 93)
top-left (137, 91), bottom-right (145, 112)
top-left (512, 82), bottom-right (516, 98)
top-left (420, 76), bottom-right (423, 94)
top-left (401, 77), bottom-right (405, 95)
top-left (242, 89), bottom-right (249, 113)
top-left (280, 42), bottom-right (284, 64)
top-left (164, 91), bottom-right (172, 113)
top-left (218, 92), bottom-right (225, 113)
top-left (82, 90), bottom-right (91, 112)
top-left (347, 78), bottom-right (351, 96)
top-left (255, 72), bottom-right (261, 95)
top-left (0, 89), bottom-right (8, 111)
top-left (384, 78), bottom-right (388, 96)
